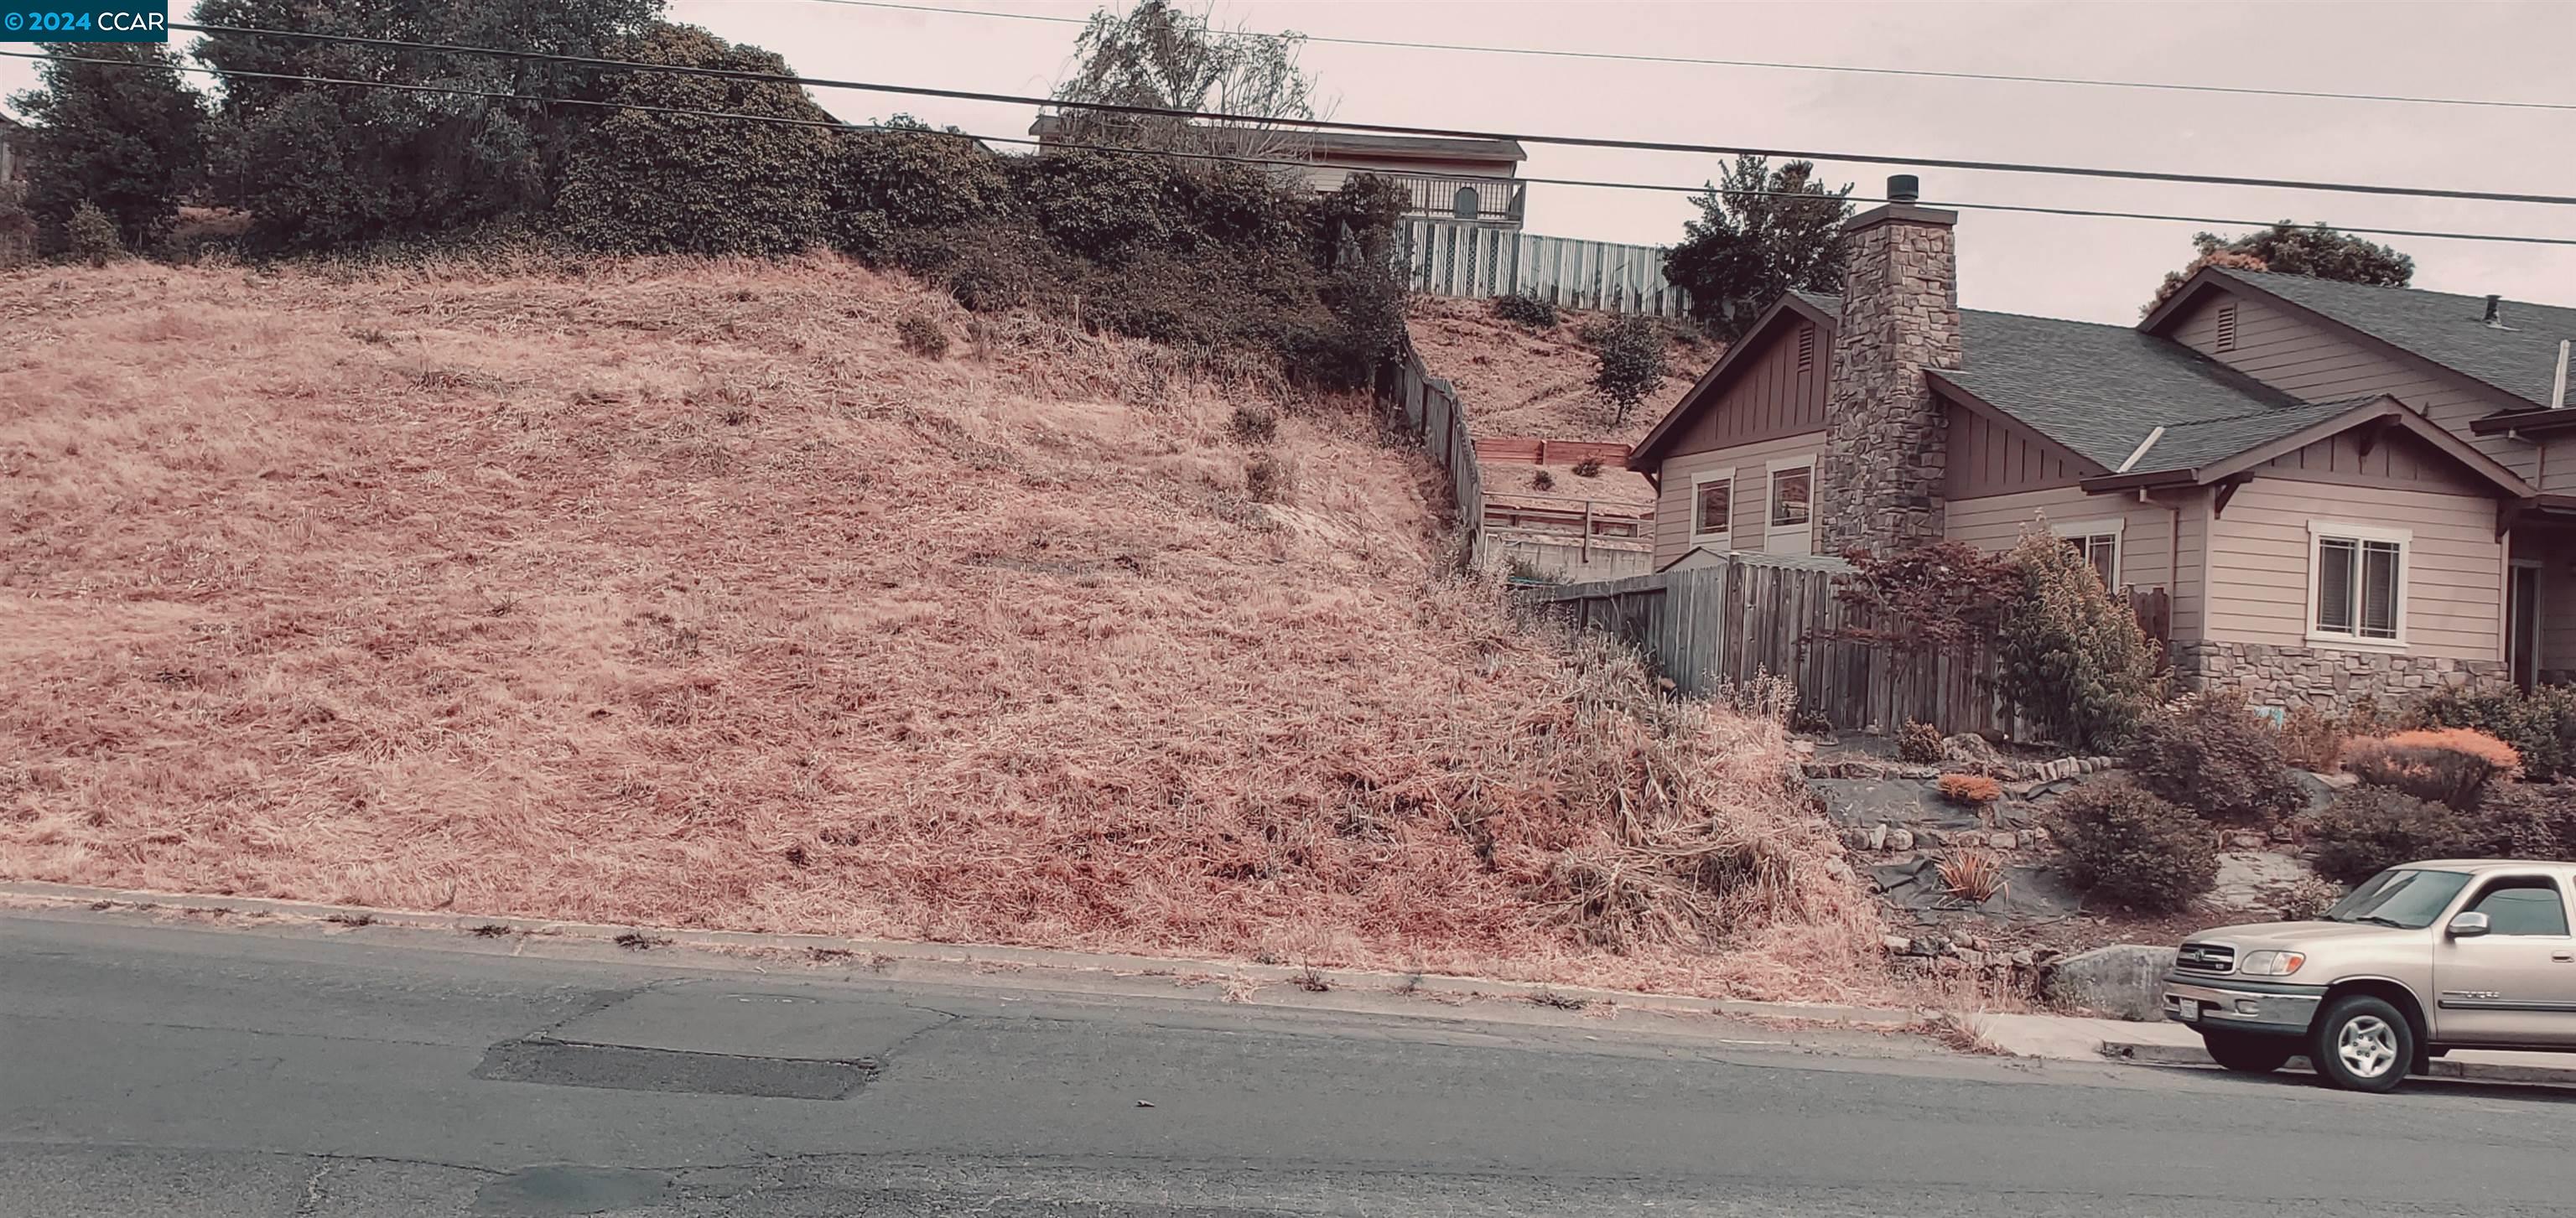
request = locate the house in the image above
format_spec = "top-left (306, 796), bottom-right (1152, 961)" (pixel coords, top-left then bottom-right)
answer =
top-left (1629, 176), bottom-right (2575, 712)
top-left (1028, 116), bottom-right (1526, 226)
top-left (0, 115), bottom-right (27, 184)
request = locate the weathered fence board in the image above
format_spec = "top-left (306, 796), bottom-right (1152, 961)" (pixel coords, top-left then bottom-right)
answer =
top-left (1378, 334), bottom-right (1491, 569)
top-left (1522, 557), bottom-right (2174, 742)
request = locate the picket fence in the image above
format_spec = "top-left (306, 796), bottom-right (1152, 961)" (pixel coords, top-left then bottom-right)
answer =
top-left (1400, 220), bottom-right (1691, 318)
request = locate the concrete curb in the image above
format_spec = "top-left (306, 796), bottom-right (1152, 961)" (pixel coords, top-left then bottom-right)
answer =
top-left (0, 879), bottom-right (1922, 1029)
top-left (2101, 1038), bottom-right (2576, 1087)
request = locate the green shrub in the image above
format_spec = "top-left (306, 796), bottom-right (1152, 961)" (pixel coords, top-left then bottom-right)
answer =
top-left (829, 117), bottom-right (1012, 256)
top-left (1895, 718), bottom-right (1945, 764)
top-left (2049, 779), bottom-right (2216, 913)
top-left (2410, 684), bottom-right (2576, 782)
top-left (2123, 690), bottom-right (2304, 822)
top-left (1589, 314), bottom-right (1667, 426)
top-left (1244, 454), bottom-right (1293, 505)
top-left (2279, 703), bottom-right (2345, 771)
top-left (67, 202), bottom-right (124, 267)
top-left (2309, 786), bottom-right (2480, 884)
top-left (1997, 527), bottom-right (2163, 752)
top-left (2343, 728), bottom-right (2521, 811)
top-left (896, 310), bottom-right (948, 357)
top-left (1492, 291), bottom-right (1558, 329)
top-left (2485, 780), bottom-right (2576, 860)
top-left (1571, 456), bottom-right (1604, 478)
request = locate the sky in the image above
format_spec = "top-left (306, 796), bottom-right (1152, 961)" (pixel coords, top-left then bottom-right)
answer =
top-left (8, 1), bottom-right (2573, 324)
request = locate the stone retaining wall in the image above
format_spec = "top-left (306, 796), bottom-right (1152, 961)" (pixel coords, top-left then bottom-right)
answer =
top-left (2171, 640), bottom-right (2510, 715)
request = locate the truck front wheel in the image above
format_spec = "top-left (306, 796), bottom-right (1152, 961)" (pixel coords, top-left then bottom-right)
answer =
top-left (2309, 995), bottom-right (2414, 1093)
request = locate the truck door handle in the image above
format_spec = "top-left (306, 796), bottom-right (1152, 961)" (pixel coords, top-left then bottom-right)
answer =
top-left (2553, 952), bottom-right (2574, 962)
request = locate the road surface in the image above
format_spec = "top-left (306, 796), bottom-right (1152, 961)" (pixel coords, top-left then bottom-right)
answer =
top-left (4, 905), bottom-right (2571, 1216)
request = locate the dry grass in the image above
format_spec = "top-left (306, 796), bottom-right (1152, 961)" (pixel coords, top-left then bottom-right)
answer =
top-left (0, 255), bottom-right (1884, 1000)
top-left (1404, 296), bottom-right (1704, 446)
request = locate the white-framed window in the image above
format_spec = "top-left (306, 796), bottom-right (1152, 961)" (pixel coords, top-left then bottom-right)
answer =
top-left (1690, 473), bottom-right (1733, 545)
top-left (2050, 517), bottom-right (2123, 590)
top-left (2308, 521), bottom-right (2409, 648)
top-left (1765, 457), bottom-right (1815, 557)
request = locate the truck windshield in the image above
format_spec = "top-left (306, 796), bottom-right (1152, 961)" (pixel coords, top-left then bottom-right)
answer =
top-left (2324, 868), bottom-right (2473, 929)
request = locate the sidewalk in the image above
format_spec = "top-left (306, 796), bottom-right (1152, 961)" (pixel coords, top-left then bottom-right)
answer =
top-left (1980, 1012), bottom-right (2576, 1086)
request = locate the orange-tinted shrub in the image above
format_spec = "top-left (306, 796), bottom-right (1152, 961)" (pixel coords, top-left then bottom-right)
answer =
top-left (1938, 772), bottom-right (2002, 806)
top-left (2344, 728), bottom-right (2522, 811)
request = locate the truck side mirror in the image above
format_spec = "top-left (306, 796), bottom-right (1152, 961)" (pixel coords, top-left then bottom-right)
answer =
top-left (2449, 911), bottom-right (2491, 939)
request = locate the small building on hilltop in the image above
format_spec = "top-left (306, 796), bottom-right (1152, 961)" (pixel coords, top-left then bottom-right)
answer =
top-left (1028, 116), bottom-right (1525, 228)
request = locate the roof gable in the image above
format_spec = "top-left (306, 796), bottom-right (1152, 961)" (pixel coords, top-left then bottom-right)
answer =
top-left (1628, 293), bottom-right (1837, 468)
top-left (2147, 267), bottom-right (2576, 410)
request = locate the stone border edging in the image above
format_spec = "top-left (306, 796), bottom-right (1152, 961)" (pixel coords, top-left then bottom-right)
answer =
top-left (0, 879), bottom-right (1922, 1029)
top-left (2101, 1036), bottom-right (2576, 1087)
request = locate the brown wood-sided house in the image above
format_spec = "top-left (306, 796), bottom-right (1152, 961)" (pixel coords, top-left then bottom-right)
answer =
top-left (1629, 177), bottom-right (2575, 713)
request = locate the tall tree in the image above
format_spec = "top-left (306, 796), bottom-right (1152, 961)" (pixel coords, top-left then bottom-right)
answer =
top-left (2145, 222), bottom-right (2413, 314)
top-left (195, 0), bottom-right (662, 251)
top-left (1051, 0), bottom-right (1319, 164)
top-left (554, 23), bottom-right (838, 256)
top-left (9, 42), bottom-right (205, 251)
top-left (1660, 155), bottom-right (1855, 341)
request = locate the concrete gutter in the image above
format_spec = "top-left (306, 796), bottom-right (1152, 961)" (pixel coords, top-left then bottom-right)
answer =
top-left (0, 879), bottom-right (1922, 1029)
top-left (1981, 1011), bottom-right (2576, 1088)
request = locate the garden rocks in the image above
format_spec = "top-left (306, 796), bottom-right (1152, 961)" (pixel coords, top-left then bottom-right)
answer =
top-left (2039, 944), bottom-right (2179, 1021)
top-left (2208, 851), bottom-right (2323, 914)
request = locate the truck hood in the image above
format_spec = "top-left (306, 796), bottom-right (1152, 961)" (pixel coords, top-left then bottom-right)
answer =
top-left (2185, 920), bottom-right (2406, 949)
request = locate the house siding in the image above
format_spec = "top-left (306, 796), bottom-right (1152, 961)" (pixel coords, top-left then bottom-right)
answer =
top-left (1665, 320), bottom-right (1830, 453)
top-left (2168, 289), bottom-right (2542, 483)
top-left (2204, 475), bottom-right (2505, 662)
top-left (1945, 485), bottom-right (2205, 640)
top-left (1943, 405), bottom-right (2088, 497)
top-left (2545, 437), bottom-right (2576, 495)
top-left (1652, 432), bottom-right (1826, 567)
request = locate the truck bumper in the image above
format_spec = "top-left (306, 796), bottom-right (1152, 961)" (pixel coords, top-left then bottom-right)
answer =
top-left (2161, 972), bottom-right (2328, 1036)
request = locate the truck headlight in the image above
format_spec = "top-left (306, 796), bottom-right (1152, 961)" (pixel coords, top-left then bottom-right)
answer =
top-left (2239, 950), bottom-right (2306, 977)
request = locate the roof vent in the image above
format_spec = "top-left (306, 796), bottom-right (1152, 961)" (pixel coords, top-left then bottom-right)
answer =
top-left (2485, 293), bottom-right (2509, 329)
top-left (1886, 174), bottom-right (1919, 204)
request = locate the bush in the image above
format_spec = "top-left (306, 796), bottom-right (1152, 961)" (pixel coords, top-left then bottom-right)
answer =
top-left (2049, 779), bottom-right (2217, 913)
top-left (2309, 786), bottom-right (2481, 884)
top-left (2485, 780), bottom-right (2576, 860)
top-left (1938, 772), bottom-right (2002, 806)
top-left (1228, 403), bottom-right (1279, 446)
top-left (1997, 527), bottom-right (2163, 752)
top-left (66, 202), bottom-right (123, 267)
top-left (1491, 291), bottom-right (1558, 329)
top-left (2410, 684), bottom-right (2576, 782)
top-left (2123, 690), bottom-right (2305, 822)
top-left (2344, 728), bottom-right (2521, 811)
top-left (896, 310), bottom-right (948, 358)
top-left (1896, 718), bottom-right (1945, 764)
top-left (1530, 469), bottom-right (1555, 491)
top-left (2279, 703), bottom-right (2345, 772)
top-left (2269, 875), bottom-right (2345, 921)
top-left (1244, 454), bottom-right (1294, 504)
top-left (1589, 314), bottom-right (1668, 426)
top-left (1571, 457), bottom-right (1604, 478)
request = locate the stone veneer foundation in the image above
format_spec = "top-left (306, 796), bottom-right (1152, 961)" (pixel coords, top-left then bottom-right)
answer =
top-left (2170, 640), bottom-right (2511, 715)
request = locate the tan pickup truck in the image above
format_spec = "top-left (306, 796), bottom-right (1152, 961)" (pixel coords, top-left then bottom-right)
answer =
top-left (2164, 859), bottom-right (2576, 1092)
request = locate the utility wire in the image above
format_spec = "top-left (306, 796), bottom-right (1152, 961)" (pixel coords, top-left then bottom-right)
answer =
top-left (807, 0), bottom-right (2576, 115)
top-left (13, 47), bottom-right (2576, 251)
top-left (161, 19), bottom-right (2576, 209)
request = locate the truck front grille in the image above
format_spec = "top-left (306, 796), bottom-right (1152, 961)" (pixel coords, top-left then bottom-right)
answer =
top-left (2175, 942), bottom-right (2235, 973)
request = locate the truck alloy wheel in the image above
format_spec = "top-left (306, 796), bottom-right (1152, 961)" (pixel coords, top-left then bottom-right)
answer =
top-left (2309, 996), bottom-right (2414, 1093)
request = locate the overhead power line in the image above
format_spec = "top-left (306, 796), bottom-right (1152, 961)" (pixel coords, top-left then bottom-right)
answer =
top-left (12, 48), bottom-right (2576, 251)
top-left (163, 20), bottom-right (2576, 210)
top-left (809, 0), bottom-right (2576, 115)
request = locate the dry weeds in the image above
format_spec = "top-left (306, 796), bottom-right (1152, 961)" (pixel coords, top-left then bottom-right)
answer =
top-left (0, 255), bottom-right (1884, 1000)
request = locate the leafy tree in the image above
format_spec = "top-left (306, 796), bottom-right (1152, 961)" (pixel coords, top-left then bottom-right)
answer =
top-left (1588, 315), bottom-right (1667, 426)
top-left (1996, 526), bottom-right (2164, 752)
top-left (828, 116), bottom-right (1011, 257)
top-left (1052, 0), bottom-right (1319, 163)
top-left (1661, 155), bottom-right (1853, 340)
top-left (555, 23), bottom-right (838, 256)
top-left (2145, 222), bottom-right (2414, 314)
top-left (1821, 539), bottom-right (2022, 664)
top-left (9, 42), bottom-right (205, 251)
top-left (195, 0), bottom-right (662, 251)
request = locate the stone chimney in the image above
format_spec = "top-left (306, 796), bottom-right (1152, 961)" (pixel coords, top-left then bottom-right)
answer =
top-left (1817, 174), bottom-right (1961, 554)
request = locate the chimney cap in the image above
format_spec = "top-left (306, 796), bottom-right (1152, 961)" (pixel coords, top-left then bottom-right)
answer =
top-left (1887, 174), bottom-right (1920, 204)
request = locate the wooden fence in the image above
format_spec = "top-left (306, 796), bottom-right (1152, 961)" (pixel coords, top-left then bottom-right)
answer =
top-left (1400, 220), bottom-right (1691, 318)
top-left (1380, 337), bottom-right (1490, 568)
top-left (1523, 557), bottom-right (2174, 741)
top-left (1470, 437), bottom-right (1633, 467)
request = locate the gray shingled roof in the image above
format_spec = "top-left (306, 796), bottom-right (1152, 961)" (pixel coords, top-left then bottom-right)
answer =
top-left (2210, 268), bottom-right (2576, 409)
top-left (1785, 288), bottom-right (2405, 474)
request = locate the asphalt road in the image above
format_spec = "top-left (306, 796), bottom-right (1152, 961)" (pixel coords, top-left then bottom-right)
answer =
top-left (8, 909), bottom-right (2576, 1216)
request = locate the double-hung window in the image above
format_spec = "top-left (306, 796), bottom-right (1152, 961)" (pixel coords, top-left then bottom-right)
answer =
top-left (1690, 474), bottom-right (1732, 546)
top-left (2309, 521), bottom-right (2407, 646)
top-left (2050, 518), bottom-right (2122, 590)
top-left (1765, 459), bottom-right (1815, 557)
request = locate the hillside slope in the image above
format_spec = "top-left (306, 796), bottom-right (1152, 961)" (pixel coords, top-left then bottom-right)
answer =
top-left (0, 257), bottom-right (1875, 997)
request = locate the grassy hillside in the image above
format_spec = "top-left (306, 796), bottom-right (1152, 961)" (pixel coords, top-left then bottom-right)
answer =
top-left (0, 257), bottom-right (1877, 998)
